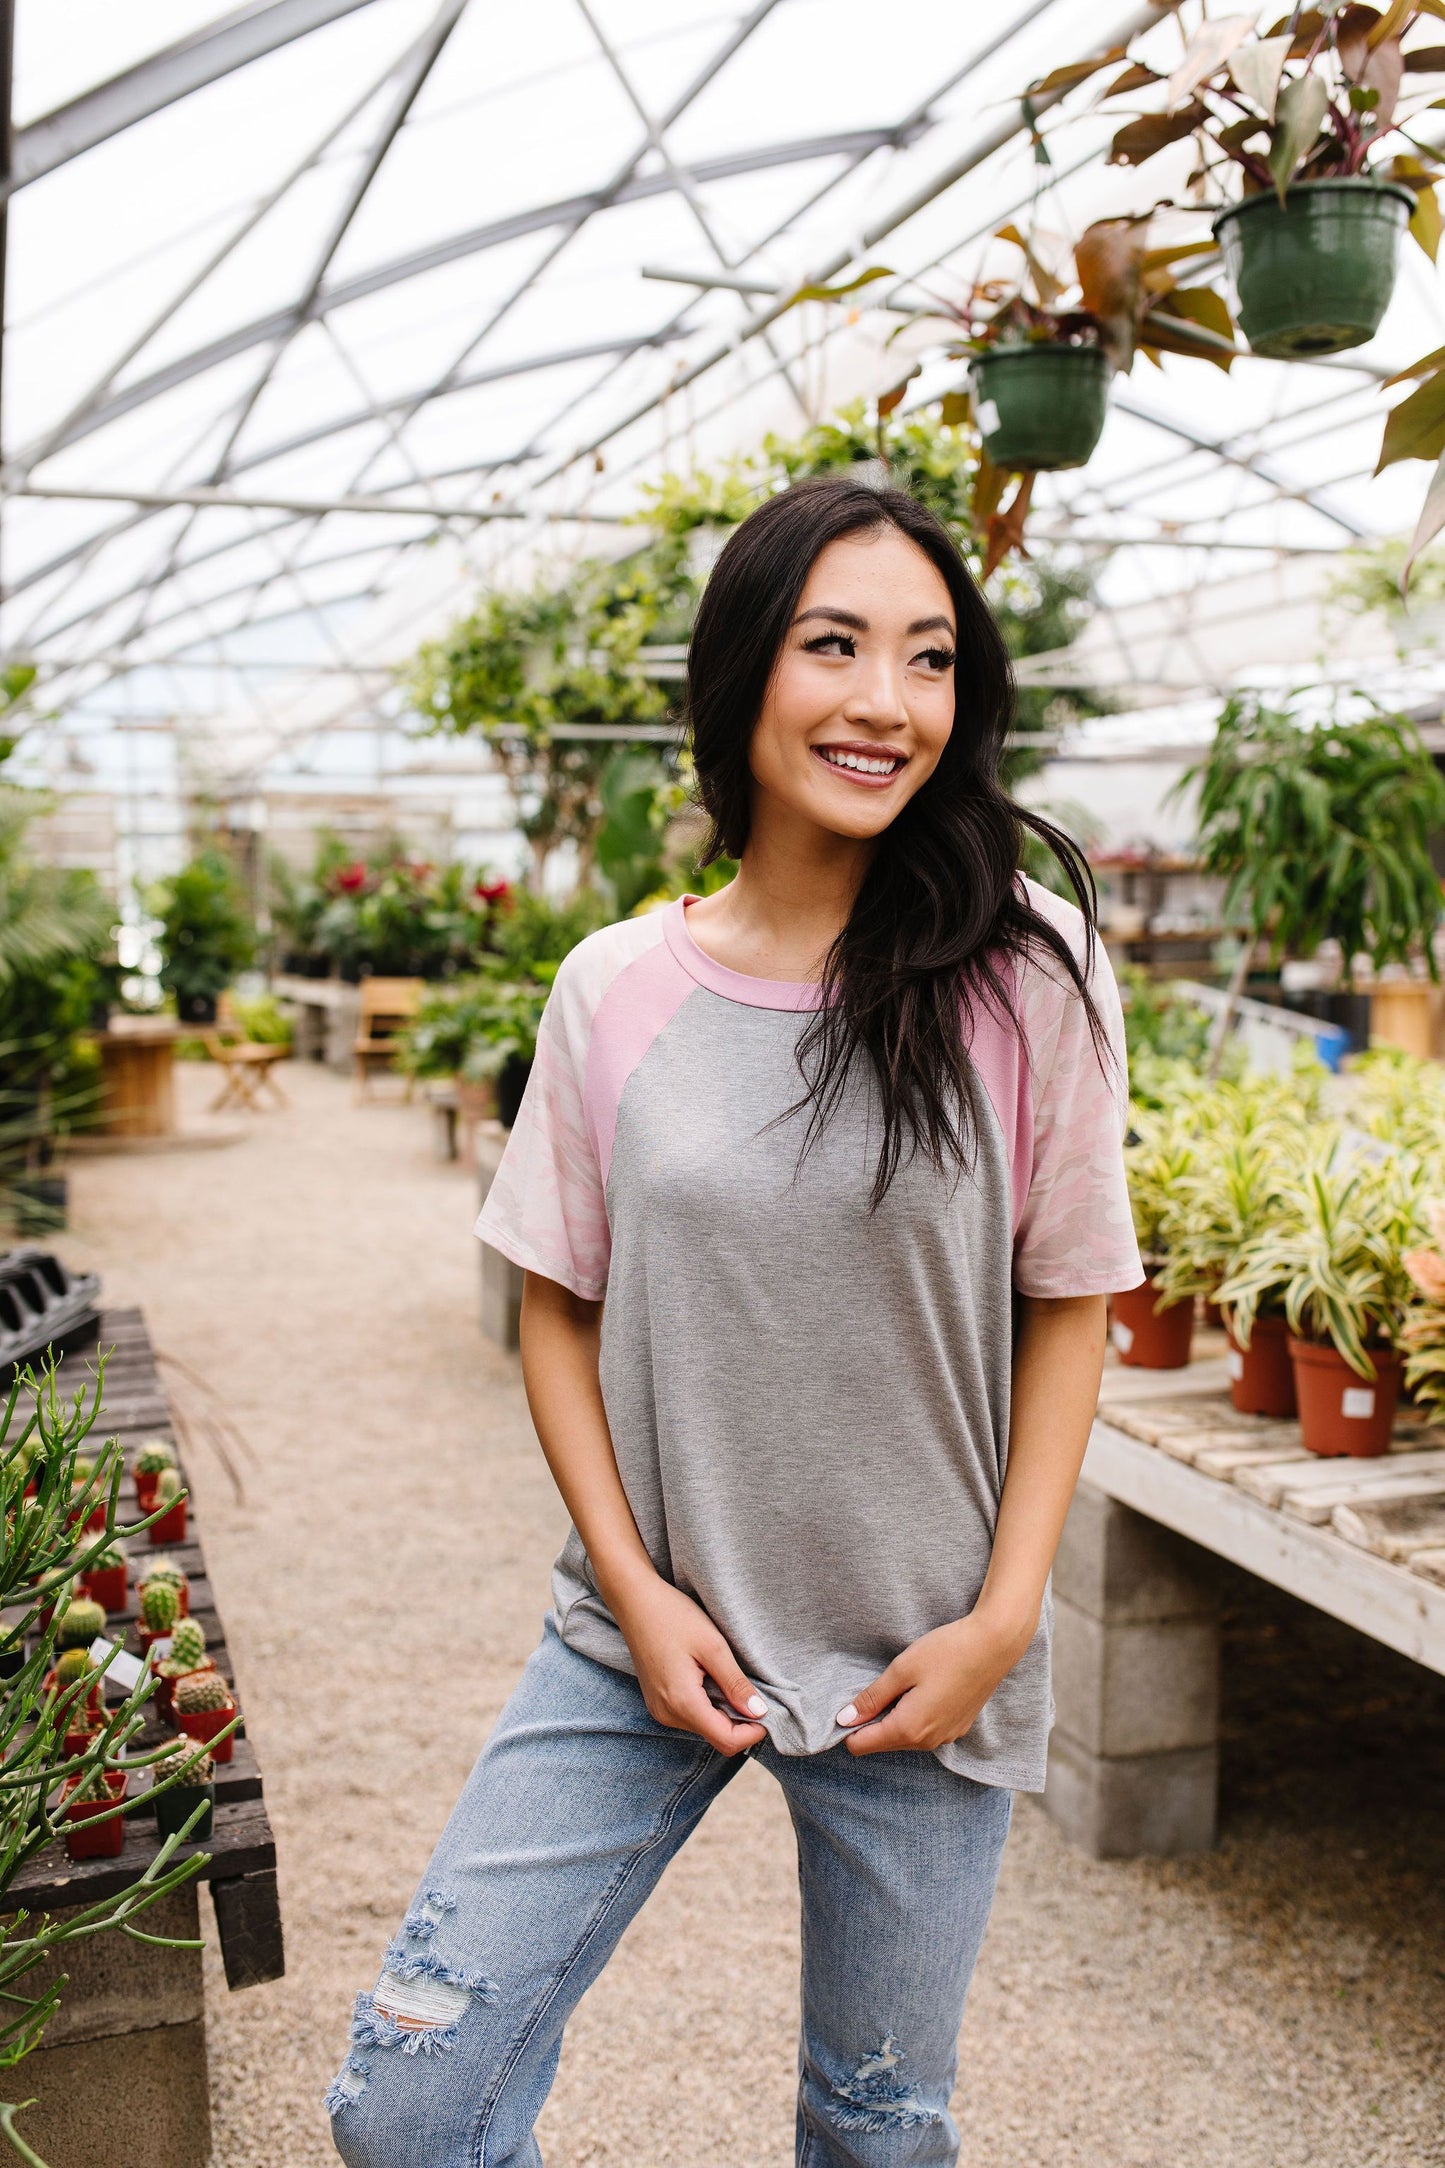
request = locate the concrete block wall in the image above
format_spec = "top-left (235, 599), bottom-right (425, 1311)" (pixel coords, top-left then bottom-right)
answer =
top-left (1044, 1481), bottom-right (1222, 1858)
top-left (12, 1886), bottom-right (211, 2167)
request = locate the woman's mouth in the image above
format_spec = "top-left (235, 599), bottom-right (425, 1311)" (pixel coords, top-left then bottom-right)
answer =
top-left (811, 743), bottom-right (907, 787)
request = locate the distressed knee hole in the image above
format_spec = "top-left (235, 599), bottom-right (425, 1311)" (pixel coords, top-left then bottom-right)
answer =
top-left (346, 1942), bottom-right (499, 2063)
top-left (826, 2035), bottom-right (942, 2135)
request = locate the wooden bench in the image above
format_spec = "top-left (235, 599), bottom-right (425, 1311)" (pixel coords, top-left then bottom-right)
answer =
top-left (1045, 1337), bottom-right (1445, 1859)
top-left (10, 1306), bottom-right (282, 2167)
top-left (352, 977), bottom-right (423, 1101)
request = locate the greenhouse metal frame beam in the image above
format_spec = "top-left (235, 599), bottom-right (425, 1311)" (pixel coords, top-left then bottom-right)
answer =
top-left (12, 482), bottom-right (616, 522)
top-left (17, 123), bottom-right (909, 466)
top-left (3, 0), bottom-right (383, 201)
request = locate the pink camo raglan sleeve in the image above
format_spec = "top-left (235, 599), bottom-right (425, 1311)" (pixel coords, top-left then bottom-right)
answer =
top-left (1012, 886), bottom-right (1144, 1299)
top-left (474, 945), bottom-right (612, 1302)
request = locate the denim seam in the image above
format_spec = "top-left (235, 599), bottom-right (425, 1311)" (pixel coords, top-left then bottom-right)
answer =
top-left (468, 1745), bottom-right (721, 2168)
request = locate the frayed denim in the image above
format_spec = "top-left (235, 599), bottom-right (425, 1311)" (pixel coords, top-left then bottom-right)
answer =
top-left (328, 1617), bottom-right (1012, 2167)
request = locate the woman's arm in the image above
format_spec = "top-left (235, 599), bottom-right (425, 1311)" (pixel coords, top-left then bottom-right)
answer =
top-left (519, 1270), bottom-right (767, 1755)
top-left (837, 1291), bottom-right (1107, 1755)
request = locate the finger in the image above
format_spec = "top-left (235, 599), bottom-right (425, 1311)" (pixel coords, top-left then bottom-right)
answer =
top-left (665, 1672), bottom-right (766, 1757)
top-left (844, 1698), bottom-right (922, 1757)
top-left (699, 1644), bottom-right (771, 1724)
top-left (836, 1657), bottom-right (910, 1730)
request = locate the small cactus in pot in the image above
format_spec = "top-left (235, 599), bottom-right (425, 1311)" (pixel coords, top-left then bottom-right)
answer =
top-left (52, 1647), bottom-right (104, 1746)
top-left (148, 1466), bottom-right (187, 1546)
top-left (79, 1540), bottom-right (128, 1615)
top-left (56, 1596), bottom-right (105, 1652)
top-left (174, 1667), bottom-right (236, 1762)
top-left (137, 1577), bottom-right (180, 1651)
top-left (150, 1738), bottom-right (215, 1842)
top-left (133, 1440), bottom-right (176, 1512)
top-left (157, 1617), bottom-right (212, 1719)
top-left (59, 1761), bottom-right (128, 1861)
top-left (139, 1555), bottom-right (189, 1616)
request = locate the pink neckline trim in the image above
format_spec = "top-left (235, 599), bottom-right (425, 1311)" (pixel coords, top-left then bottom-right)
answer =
top-left (665, 896), bottom-right (823, 1012)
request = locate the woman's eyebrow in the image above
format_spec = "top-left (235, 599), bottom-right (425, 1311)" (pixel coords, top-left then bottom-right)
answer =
top-left (793, 606), bottom-right (867, 629)
top-left (908, 615), bottom-right (955, 635)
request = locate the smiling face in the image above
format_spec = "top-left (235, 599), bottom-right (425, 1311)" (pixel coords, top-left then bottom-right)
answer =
top-left (746, 524), bottom-right (957, 846)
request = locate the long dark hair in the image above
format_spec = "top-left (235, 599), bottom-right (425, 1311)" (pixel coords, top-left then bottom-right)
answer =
top-left (685, 475), bottom-right (1105, 1206)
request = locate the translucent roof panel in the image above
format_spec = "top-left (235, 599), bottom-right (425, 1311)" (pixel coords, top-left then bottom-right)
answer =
top-left (5, 0), bottom-right (1445, 798)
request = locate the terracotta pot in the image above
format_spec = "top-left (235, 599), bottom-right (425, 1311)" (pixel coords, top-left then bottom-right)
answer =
top-left (1225, 1314), bottom-right (1297, 1419)
top-left (61, 1771), bottom-right (127, 1860)
top-left (137, 1622), bottom-right (174, 1655)
top-left (1288, 1338), bottom-right (1401, 1458)
top-left (176, 1693), bottom-right (236, 1762)
top-left (1110, 1274), bottom-right (1194, 1369)
top-left (148, 1499), bottom-right (187, 1545)
top-left (80, 1562), bottom-right (128, 1615)
top-left (134, 1470), bottom-right (165, 1514)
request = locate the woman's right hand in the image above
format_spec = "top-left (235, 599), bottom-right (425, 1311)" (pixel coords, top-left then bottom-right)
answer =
top-left (607, 1570), bottom-right (768, 1757)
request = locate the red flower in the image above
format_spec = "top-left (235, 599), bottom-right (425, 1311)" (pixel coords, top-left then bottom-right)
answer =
top-left (334, 863), bottom-right (368, 894)
top-left (475, 877), bottom-right (513, 906)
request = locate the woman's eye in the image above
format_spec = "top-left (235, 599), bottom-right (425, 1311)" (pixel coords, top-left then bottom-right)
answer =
top-left (802, 632), bottom-right (856, 657)
top-left (914, 647), bottom-right (956, 673)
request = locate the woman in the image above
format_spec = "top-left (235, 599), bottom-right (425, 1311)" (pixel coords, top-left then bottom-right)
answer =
top-left (328, 477), bottom-right (1143, 2167)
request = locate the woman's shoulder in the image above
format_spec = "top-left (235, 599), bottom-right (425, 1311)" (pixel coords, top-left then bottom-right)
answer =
top-left (1011, 877), bottom-right (1094, 1001)
top-left (545, 905), bottom-right (673, 1026)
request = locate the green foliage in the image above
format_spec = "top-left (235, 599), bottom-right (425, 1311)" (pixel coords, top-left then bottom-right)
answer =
top-left (139, 1581), bottom-right (180, 1633)
top-left (270, 832), bottom-right (510, 981)
top-left (1218, 1141), bottom-right (1426, 1378)
top-left (150, 850), bottom-right (256, 1007)
top-left (1120, 968), bottom-right (1212, 1073)
top-left (134, 1443), bottom-right (175, 1477)
top-left (1123, 1102), bottom-right (1198, 1264)
top-left (229, 993), bottom-right (292, 1045)
top-left (1179, 693), bottom-right (1445, 977)
top-left (399, 889), bottom-right (611, 1082)
top-left (0, 1356), bottom-right (213, 2154)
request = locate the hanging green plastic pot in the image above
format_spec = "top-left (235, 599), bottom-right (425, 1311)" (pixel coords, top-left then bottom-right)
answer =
top-left (969, 344), bottom-right (1110, 472)
top-left (1213, 179), bottom-right (1415, 359)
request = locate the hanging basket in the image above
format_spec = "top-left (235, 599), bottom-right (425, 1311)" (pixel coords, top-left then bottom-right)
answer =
top-left (1212, 180), bottom-right (1414, 359)
top-left (969, 344), bottom-right (1110, 472)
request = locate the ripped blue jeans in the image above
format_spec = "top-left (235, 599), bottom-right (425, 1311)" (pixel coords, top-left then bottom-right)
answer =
top-left (327, 1616), bottom-right (1012, 2167)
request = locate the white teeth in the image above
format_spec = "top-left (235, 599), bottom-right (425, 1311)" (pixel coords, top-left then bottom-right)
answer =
top-left (820, 748), bottom-right (898, 776)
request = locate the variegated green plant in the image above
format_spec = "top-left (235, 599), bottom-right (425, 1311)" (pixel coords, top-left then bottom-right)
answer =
top-left (1123, 1102), bottom-right (1199, 1267)
top-left (1216, 1139), bottom-right (1427, 1377)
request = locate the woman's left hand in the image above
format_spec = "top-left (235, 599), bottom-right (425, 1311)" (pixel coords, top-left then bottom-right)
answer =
top-left (835, 1609), bottom-right (1035, 1757)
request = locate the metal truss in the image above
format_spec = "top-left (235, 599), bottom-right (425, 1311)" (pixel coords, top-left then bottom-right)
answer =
top-left (4, 0), bottom-right (1432, 785)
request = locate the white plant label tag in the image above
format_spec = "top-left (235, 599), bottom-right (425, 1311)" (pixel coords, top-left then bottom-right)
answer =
top-left (1111, 1319), bottom-right (1135, 1354)
top-left (976, 398), bottom-right (1001, 435)
top-left (1341, 1387), bottom-right (1375, 1420)
top-left (1226, 1348), bottom-right (1243, 1380)
top-left (89, 1637), bottom-right (145, 1691)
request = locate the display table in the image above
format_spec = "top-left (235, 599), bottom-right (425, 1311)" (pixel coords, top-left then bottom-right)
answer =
top-left (8, 1306), bottom-right (282, 2165)
top-left (1045, 1343), bottom-right (1445, 1860)
top-left (90, 1017), bottom-right (182, 1138)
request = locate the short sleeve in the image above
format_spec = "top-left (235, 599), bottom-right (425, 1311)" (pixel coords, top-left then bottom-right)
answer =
top-left (1012, 892), bottom-right (1144, 1300)
top-left (474, 954), bottom-right (611, 1302)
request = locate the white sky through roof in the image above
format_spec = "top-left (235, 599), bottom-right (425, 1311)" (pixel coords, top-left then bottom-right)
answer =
top-left (5, 0), bottom-right (1445, 858)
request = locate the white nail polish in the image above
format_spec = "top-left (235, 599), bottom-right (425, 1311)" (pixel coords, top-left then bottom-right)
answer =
top-left (837, 1704), bottom-right (858, 1726)
top-left (746, 1694), bottom-right (768, 1717)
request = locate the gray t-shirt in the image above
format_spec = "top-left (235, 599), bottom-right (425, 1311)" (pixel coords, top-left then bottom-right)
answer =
top-left (477, 886), bottom-right (1140, 1789)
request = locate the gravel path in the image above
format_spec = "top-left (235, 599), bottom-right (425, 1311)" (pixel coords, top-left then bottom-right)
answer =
top-left (58, 1060), bottom-right (1445, 2166)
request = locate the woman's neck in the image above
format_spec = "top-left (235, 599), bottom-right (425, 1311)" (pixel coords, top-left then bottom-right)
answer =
top-left (686, 795), bottom-right (872, 984)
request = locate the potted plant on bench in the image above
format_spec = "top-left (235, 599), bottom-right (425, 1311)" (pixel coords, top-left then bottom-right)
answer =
top-left (150, 1738), bottom-right (216, 1843)
top-left (1116, 1103), bottom-right (1198, 1368)
top-left (1222, 1141), bottom-right (1422, 1456)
